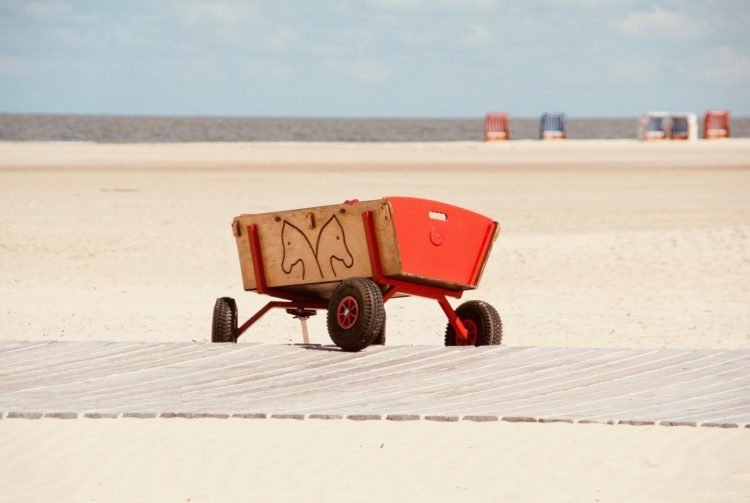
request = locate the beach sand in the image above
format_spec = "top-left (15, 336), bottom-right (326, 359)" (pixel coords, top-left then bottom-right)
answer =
top-left (1, 140), bottom-right (749, 501)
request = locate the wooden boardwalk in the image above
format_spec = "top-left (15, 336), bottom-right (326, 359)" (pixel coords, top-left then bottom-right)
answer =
top-left (1, 341), bottom-right (748, 427)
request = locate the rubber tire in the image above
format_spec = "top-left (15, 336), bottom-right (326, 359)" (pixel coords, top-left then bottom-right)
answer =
top-left (444, 300), bottom-right (502, 347)
top-left (327, 278), bottom-right (384, 351)
top-left (371, 312), bottom-right (387, 346)
top-left (367, 280), bottom-right (386, 346)
top-left (212, 297), bottom-right (238, 343)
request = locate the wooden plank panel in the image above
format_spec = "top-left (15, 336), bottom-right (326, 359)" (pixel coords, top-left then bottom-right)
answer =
top-left (232, 199), bottom-right (399, 293)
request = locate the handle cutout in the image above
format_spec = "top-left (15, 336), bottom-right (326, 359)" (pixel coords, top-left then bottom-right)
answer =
top-left (429, 211), bottom-right (447, 221)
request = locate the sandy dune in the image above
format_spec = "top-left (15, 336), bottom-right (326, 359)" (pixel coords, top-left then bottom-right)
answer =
top-left (1, 140), bottom-right (749, 501)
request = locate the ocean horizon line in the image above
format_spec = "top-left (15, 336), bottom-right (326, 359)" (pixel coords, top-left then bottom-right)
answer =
top-left (2, 113), bottom-right (748, 142)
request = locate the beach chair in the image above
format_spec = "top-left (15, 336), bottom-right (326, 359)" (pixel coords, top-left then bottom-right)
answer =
top-left (539, 113), bottom-right (566, 140)
top-left (704, 110), bottom-right (730, 139)
top-left (639, 113), bottom-right (670, 141)
top-left (484, 113), bottom-right (510, 141)
top-left (670, 113), bottom-right (697, 140)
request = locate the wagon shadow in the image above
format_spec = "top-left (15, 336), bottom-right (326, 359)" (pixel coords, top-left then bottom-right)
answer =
top-left (296, 343), bottom-right (345, 352)
top-left (295, 343), bottom-right (385, 353)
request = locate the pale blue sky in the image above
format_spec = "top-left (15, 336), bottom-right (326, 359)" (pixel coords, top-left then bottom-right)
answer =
top-left (1, 1), bottom-right (748, 117)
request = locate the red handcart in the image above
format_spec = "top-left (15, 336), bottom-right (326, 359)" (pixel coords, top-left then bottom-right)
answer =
top-left (212, 197), bottom-right (502, 351)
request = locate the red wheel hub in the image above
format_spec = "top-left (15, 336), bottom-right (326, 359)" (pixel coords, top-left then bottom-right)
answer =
top-left (336, 295), bottom-right (359, 330)
top-left (457, 319), bottom-right (478, 346)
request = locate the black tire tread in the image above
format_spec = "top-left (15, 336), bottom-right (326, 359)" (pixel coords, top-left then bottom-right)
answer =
top-left (212, 297), bottom-right (238, 343)
top-left (327, 278), bottom-right (384, 351)
top-left (367, 280), bottom-right (386, 346)
top-left (488, 304), bottom-right (503, 345)
top-left (444, 300), bottom-right (502, 347)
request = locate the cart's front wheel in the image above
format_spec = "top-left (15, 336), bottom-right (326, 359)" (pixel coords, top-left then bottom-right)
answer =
top-left (327, 278), bottom-right (384, 351)
top-left (212, 297), bottom-right (238, 343)
top-left (444, 300), bottom-right (502, 347)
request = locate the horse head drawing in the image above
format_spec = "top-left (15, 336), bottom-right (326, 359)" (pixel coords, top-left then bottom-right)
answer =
top-left (316, 215), bottom-right (354, 278)
top-left (281, 221), bottom-right (321, 281)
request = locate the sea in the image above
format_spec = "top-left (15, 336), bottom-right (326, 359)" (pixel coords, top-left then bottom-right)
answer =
top-left (1, 114), bottom-right (748, 142)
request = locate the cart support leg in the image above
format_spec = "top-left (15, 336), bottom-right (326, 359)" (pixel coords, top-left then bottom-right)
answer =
top-left (287, 308), bottom-right (317, 345)
top-left (236, 301), bottom-right (325, 340)
top-left (299, 318), bottom-right (310, 344)
top-left (437, 296), bottom-right (470, 345)
top-left (237, 301), bottom-right (283, 338)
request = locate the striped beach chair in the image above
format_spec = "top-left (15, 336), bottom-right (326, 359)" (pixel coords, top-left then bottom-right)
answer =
top-left (539, 113), bottom-right (566, 140)
top-left (484, 113), bottom-right (511, 141)
top-left (703, 110), bottom-right (730, 139)
top-left (670, 113), bottom-right (697, 140)
top-left (639, 112), bottom-right (670, 141)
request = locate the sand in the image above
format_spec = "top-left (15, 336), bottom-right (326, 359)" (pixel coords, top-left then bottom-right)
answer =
top-left (1, 139), bottom-right (749, 501)
top-left (2, 419), bottom-right (749, 502)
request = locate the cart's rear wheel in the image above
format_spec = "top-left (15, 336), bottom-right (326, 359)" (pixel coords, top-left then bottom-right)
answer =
top-left (366, 280), bottom-right (386, 346)
top-left (444, 300), bottom-right (502, 347)
top-left (371, 317), bottom-right (386, 346)
top-left (212, 297), bottom-right (238, 343)
top-left (327, 278), bottom-right (384, 351)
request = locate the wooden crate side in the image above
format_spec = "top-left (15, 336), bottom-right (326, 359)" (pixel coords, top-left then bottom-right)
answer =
top-left (232, 200), bottom-right (400, 292)
top-left (233, 216), bottom-right (256, 291)
top-left (373, 200), bottom-right (402, 278)
top-left (470, 221), bottom-right (500, 287)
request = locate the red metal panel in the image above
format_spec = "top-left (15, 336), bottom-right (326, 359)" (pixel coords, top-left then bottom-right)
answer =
top-left (385, 197), bottom-right (497, 288)
top-left (362, 210), bottom-right (469, 341)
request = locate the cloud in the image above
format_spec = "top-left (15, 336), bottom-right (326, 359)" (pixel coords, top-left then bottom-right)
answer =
top-left (325, 59), bottom-right (391, 83)
top-left (618, 6), bottom-right (704, 39)
top-left (177, 2), bottom-right (297, 53)
top-left (24, 2), bottom-right (71, 18)
top-left (51, 26), bottom-right (90, 46)
top-left (464, 24), bottom-right (492, 46)
top-left (712, 46), bottom-right (750, 84)
top-left (259, 26), bottom-right (298, 52)
top-left (0, 56), bottom-right (93, 78)
top-left (0, 57), bottom-right (30, 76)
top-left (182, 2), bottom-right (258, 26)
top-left (363, 0), bottom-right (496, 11)
top-left (530, 0), bottom-right (625, 9)
top-left (607, 55), bottom-right (662, 84)
top-left (241, 60), bottom-right (294, 79)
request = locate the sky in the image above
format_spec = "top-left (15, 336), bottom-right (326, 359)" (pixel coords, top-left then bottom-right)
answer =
top-left (0, 0), bottom-right (748, 117)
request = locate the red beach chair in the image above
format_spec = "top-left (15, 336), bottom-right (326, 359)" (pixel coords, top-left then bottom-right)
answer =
top-left (704, 110), bottom-right (730, 139)
top-left (484, 113), bottom-right (511, 141)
